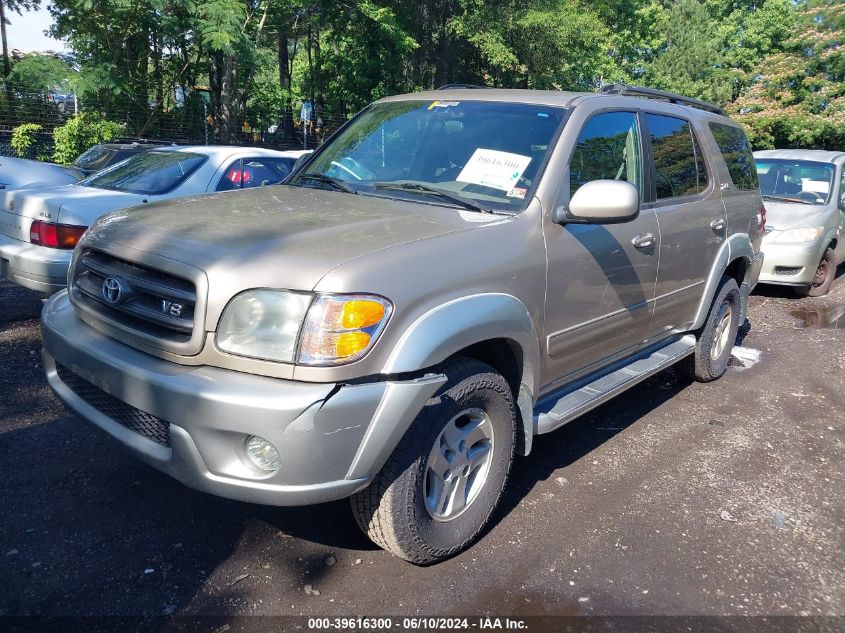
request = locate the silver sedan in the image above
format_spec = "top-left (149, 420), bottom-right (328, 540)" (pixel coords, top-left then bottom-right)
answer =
top-left (754, 149), bottom-right (845, 296)
top-left (0, 146), bottom-right (309, 292)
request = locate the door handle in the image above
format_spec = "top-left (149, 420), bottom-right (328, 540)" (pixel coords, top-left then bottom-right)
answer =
top-left (710, 218), bottom-right (727, 231)
top-left (631, 232), bottom-right (655, 249)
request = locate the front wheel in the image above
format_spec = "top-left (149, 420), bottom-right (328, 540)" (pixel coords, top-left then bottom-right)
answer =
top-left (796, 248), bottom-right (836, 297)
top-left (351, 357), bottom-right (516, 564)
top-left (678, 277), bottom-right (741, 382)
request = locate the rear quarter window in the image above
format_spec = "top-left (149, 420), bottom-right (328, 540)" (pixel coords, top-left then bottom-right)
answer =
top-left (709, 123), bottom-right (759, 191)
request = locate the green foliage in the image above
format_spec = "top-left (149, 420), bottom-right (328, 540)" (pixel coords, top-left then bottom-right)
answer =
top-left (8, 53), bottom-right (74, 93)
top-left (51, 113), bottom-right (125, 165)
top-left (730, 0), bottom-right (845, 149)
top-left (11, 123), bottom-right (44, 159)
top-left (645, 0), bottom-right (733, 102)
top-left (32, 0), bottom-right (843, 150)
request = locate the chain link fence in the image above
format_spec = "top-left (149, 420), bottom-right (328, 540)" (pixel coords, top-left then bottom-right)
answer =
top-left (0, 80), bottom-right (349, 161)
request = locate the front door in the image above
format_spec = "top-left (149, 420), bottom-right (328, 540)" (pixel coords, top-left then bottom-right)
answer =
top-left (542, 110), bottom-right (660, 393)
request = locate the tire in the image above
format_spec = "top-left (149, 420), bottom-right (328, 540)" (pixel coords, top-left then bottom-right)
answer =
top-left (678, 277), bottom-right (741, 383)
top-left (350, 357), bottom-right (517, 565)
top-left (796, 248), bottom-right (835, 297)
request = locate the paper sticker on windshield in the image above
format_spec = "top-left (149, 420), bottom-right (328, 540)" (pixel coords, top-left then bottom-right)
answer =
top-left (507, 187), bottom-right (527, 199)
top-left (457, 149), bottom-right (531, 192)
top-left (802, 179), bottom-right (829, 194)
top-left (428, 100), bottom-right (459, 109)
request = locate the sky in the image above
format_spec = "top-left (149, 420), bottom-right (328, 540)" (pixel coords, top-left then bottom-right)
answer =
top-left (5, 4), bottom-right (68, 53)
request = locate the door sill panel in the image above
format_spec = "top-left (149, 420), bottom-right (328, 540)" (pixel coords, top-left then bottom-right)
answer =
top-left (534, 334), bottom-right (695, 435)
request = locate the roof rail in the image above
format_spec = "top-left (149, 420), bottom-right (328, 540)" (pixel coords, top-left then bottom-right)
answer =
top-left (600, 84), bottom-right (726, 116)
top-left (436, 83), bottom-right (491, 90)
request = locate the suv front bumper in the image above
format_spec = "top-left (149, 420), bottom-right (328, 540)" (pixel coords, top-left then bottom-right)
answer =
top-left (42, 291), bottom-right (445, 506)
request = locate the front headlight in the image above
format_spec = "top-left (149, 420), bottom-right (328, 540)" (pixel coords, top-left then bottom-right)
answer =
top-left (772, 226), bottom-right (824, 243)
top-left (216, 290), bottom-right (312, 362)
top-left (216, 290), bottom-right (392, 366)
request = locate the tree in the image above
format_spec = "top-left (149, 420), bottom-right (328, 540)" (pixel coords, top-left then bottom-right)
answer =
top-left (1, 0), bottom-right (41, 77)
top-left (731, 0), bottom-right (845, 148)
top-left (8, 52), bottom-right (74, 92)
top-left (645, 0), bottom-right (733, 102)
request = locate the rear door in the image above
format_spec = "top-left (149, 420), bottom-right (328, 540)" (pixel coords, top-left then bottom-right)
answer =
top-left (644, 113), bottom-right (725, 334)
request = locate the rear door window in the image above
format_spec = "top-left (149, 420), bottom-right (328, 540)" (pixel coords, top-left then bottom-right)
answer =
top-left (217, 157), bottom-right (295, 191)
top-left (709, 123), bottom-right (759, 191)
top-left (645, 114), bottom-right (708, 200)
top-left (569, 111), bottom-right (643, 199)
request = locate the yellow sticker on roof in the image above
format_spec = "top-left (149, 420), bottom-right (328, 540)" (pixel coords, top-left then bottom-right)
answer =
top-left (428, 100), bottom-right (460, 109)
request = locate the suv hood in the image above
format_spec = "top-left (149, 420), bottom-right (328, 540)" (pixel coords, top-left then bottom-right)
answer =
top-left (82, 185), bottom-right (489, 298)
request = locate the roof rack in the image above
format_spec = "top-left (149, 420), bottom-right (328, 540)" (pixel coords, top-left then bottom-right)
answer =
top-left (436, 84), bottom-right (491, 90)
top-left (600, 84), bottom-right (726, 116)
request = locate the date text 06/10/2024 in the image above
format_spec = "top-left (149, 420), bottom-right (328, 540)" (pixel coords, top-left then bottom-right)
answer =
top-left (307, 617), bottom-right (529, 630)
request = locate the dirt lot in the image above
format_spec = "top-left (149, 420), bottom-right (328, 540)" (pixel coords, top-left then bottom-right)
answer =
top-left (0, 275), bottom-right (843, 623)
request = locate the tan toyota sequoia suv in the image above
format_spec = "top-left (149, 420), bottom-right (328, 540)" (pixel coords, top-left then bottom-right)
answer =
top-left (41, 85), bottom-right (764, 564)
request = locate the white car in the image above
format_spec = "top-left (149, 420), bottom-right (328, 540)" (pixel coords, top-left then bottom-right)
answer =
top-left (0, 146), bottom-right (310, 292)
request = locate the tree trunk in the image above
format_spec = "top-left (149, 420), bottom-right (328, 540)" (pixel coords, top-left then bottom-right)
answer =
top-left (0, 0), bottom-right (9, 79)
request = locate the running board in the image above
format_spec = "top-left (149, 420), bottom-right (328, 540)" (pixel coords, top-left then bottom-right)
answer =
top-left (534, 334), bottom-right (696, 435)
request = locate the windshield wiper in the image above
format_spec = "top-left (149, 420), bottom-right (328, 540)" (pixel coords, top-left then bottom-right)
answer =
top-left (762, 194), bottom-right (813, 205)
top-left (297, 172), bottom-right (358, 194)
top-left (373, 182), bottom-right (494, 213)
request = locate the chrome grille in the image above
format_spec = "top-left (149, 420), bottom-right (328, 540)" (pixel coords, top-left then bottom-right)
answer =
top-left (71, 250), bottom-right (196, 343)
top-left (56, 363), bottom-right (171, 447)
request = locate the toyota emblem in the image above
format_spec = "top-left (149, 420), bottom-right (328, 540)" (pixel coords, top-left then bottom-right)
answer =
top-left (101, 277), bottom-right (125, 304)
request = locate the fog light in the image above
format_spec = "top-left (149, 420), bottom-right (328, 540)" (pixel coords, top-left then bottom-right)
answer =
top-left (245, 435), bottom-right (280, 472)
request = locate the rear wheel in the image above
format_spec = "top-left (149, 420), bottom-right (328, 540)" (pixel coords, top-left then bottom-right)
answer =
top-left (796, 248), bottom-right (835, 297)
top-left (350, 357), bottom-right (516, 565)
top-left (678, 277), bottom-right (741, 382)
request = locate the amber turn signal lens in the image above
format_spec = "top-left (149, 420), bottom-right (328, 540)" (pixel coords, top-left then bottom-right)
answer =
top-left (341, 300), bottom-right (386, 329)
top-left (335, 331), bottom-right (372, 357)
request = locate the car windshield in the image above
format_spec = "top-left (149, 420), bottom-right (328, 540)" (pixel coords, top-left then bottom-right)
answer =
top-left (755, 159), bottom-right (835, 205)
top-left (79, 150), bottom-right (207, 195)
top-left (291, 100), bottom-right (567, 212)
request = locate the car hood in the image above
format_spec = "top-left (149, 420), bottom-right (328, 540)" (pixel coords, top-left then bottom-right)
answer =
top-left (763, 200), bottom-right (832, 231)
top-left (0, 156), bottom-right (83, 189)
top-left (82, 185), bottom-right (487, 298)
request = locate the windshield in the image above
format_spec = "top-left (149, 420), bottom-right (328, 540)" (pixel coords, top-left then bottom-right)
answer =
top-left (755, 159), bottom-right (835, 205)
top-left (79, 150), bottom-right (207, 195)
top-left (292, 100), bottom-right (567, 212)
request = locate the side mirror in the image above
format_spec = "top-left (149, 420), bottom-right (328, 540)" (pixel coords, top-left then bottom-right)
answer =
top-left (560, 180), bottom-right (640, 225)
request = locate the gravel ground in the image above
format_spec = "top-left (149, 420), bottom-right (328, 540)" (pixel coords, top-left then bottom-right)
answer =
top-left (0, 274), bottom-right (843, 622)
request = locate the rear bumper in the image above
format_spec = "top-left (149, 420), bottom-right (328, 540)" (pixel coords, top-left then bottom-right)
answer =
top-left (0, 232), bottom-right (70, 292)
top-left (41, 291), bottom-right (445, 506)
